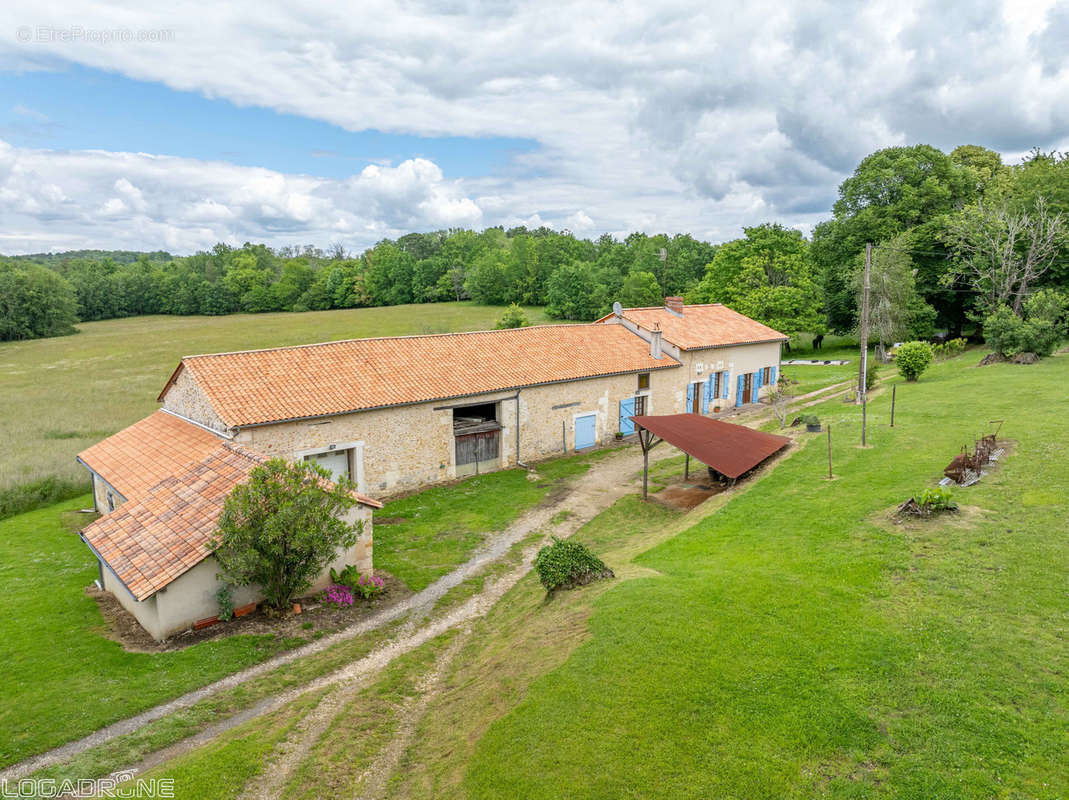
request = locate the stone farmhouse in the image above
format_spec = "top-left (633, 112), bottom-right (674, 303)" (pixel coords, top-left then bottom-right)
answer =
top-left (76, 298), bottom-right (785, 639)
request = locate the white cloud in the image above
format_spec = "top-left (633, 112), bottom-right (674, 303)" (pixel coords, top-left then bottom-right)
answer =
top-left (0, 142), bottom-right (484, 252)
top-left (0, 0), bottom-right (1067, 252)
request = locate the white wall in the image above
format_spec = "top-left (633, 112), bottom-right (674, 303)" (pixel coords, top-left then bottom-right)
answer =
top-left (101, 505), bottom-right (373, 641)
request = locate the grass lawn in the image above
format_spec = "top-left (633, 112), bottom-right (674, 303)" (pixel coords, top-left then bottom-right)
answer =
top-left (398, 349), bottom-right (1066, 798)
top-left (0, 302), bottom-right (554, 493)
top-left (0, 496), bottom-right (313, 768)
top-left (780, 333), bottom-right (860, 396)
top-left (2, 444), bottom-right (619, 771)
top-left (375, 447), bottom-right (620, 590)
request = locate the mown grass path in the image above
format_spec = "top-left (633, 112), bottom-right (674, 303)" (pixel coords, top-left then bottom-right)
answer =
top-left (462, 353), bottom-right (1069, 799)
top-left (2, 441), bottom-right (678, 785)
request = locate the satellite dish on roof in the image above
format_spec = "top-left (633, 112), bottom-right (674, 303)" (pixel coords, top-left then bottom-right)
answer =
top-left (612, 301), bottom-right (623, 317)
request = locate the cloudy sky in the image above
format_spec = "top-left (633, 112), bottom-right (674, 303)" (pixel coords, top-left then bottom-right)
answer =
top-left (0, 0), bottom-right (1067, 255)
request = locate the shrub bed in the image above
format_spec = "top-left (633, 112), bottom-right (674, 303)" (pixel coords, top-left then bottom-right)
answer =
top-left (534, 537), bottom-right (614, 592)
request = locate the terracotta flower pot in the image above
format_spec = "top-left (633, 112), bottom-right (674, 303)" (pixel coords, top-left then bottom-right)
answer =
top-left (292, 602), bottom-right (302, 615)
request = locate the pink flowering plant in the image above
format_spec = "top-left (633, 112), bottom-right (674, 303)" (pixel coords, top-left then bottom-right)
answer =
top-left (354, 573), bottom-right (386, 601)
top-left (330, 563), bottom-right (385, 601)
top-left (321, 583), bottom-right (354, 608)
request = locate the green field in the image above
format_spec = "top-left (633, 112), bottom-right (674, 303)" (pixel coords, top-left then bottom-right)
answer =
top-left (389, 349), bottom-right (1068, 799)
top-left (0, 444), bottom-right (613, 768)
top-left (0, 303), bottom-right (553, 493)
top-left (0, 497), bottom-right (306, 767)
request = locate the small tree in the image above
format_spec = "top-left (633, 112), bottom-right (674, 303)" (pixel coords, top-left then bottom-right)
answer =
top-left (896, 341), bottom-right (933, 381)
top-left (495, 302), bottom-right (530, 329)
top-left (210, 459), bottom-right (363, 609)
top-left (768, 374), bottom-right (798, 429)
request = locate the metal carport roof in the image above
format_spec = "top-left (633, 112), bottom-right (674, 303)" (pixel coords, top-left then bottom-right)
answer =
top-left (632, 414), bottom-right (791, 489)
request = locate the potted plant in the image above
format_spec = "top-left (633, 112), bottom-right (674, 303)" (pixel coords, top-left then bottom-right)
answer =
top-left (803, 414), bottom-right (821, 432)
top-left (713, 403), bottom-right (721, 413)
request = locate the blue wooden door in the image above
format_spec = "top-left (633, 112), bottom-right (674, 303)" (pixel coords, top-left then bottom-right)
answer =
top-left (619, 397), bottom-right (636, 435)
top-left (736, 374), bottom-right (745, 407)
top-left (752, 369), bottom-right (762, 403)
top-left (686, 382), bottom-right (695, 413)
top-left (722, 371), bottom-right (729, 401)
top-left (575, 414), bottom-right (596, 450)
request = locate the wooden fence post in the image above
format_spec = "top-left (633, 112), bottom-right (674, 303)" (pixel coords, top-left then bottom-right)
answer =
top-left (827, 424), bottom-right (833, 479)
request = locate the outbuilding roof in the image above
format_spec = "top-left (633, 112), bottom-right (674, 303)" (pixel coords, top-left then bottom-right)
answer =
top-left (596, 303), bottom-right (788, 350)
top-left (81, 440), bottom-right (267, 601)
top-left (79, 412), bottom-right (381, 601)
top-left (78, 410), bottom-right (225, 503)
top-left (159, 323), bottom-right (678, 428)
top-left (632, 414), bottom-right (790, 478)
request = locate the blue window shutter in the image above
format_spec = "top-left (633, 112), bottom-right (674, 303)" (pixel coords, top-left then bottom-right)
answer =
top-left (770, 365), bottom-right (777, 387)
top-left (722, 372), bottom-right (729, 400)
top-left (686, 382), bottom-right (695, 412)
top-left (702, 377), bottom-right (710, 414)
top-left (619, 397), bottom-right (635, 435)
top-left (751, 372), bottom-right (760, 403)
top-left (736, 374), bottom-right (744, 407)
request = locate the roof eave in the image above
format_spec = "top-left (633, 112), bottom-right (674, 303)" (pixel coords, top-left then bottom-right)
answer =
top-left (678, 336), bottom-right (790, 351)
top-left (229, 360), bottom-right (682, 430)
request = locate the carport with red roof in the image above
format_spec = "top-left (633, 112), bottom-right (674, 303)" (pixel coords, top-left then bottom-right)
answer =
top-left (632, 414), bottom-right (791, 499)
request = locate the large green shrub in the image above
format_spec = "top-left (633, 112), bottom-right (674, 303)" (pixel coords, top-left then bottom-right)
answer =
top-left (983, 292), bottom-right (1066, 358)
top-left (534, 537), bottom-right (612, 592)
top-left (210, 459), bottom-right (363, 609)
top-left (896, 341), bottom-right (933, 381)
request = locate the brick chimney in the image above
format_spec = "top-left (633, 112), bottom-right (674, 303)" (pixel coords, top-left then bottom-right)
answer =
top-left (665, 296), bottom-right (684, 316)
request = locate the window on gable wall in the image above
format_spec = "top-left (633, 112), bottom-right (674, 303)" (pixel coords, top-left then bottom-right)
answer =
top-left (637, 373), bottom-right (650, 391)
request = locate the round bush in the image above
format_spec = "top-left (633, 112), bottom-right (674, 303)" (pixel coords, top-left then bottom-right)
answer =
top-left (534, 537), bottom-right (613, 592)
top-left (896, 341), bottom-right (933, 381)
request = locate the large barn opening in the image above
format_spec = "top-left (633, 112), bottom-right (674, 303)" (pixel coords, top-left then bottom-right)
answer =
top-left (453, 402), bottom-right (501, 477)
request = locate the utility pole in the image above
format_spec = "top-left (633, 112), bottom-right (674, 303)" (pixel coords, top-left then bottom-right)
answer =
top-left (859, 242), bottom-right (871, 446)
top-left (658, 248), bottom-right (667, 298)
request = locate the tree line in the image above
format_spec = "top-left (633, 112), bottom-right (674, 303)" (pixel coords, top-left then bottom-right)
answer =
top-left (1, 144), bottom-right (1067, 345)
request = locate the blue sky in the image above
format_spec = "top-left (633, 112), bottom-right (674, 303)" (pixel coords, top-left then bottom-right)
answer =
top-left (0, 65), bottom-right (537, 179)
top-left (0, 0), bottom-right (1066, 254)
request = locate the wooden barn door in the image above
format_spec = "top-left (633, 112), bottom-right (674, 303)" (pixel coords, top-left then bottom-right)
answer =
top-left (456, 430), bottom-right (500, 476)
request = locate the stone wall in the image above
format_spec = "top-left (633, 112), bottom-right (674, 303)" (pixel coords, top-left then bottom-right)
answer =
top-left (235, 367), bottom-right (685, 496)
top-left (162, 367), bottom-right (227, 431)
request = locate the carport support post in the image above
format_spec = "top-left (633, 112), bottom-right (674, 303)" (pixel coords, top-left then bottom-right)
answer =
top-left (643, 444), bottom-right (649, 499)
top-left (684, 453), bottom-right (690, 481)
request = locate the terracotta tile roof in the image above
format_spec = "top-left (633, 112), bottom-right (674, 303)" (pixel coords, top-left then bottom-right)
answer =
top-left (77, 410), bottom-right (225, 502)
top-left (596, 304), bottom-right (788, 350)
top-left (80, 414), bottom-right (381, 601)
top-left (160, 324), bottom-right (678, 428)
top-left (82, 441), bottom-right (266, 600)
